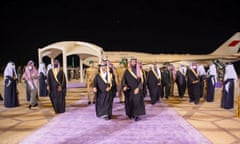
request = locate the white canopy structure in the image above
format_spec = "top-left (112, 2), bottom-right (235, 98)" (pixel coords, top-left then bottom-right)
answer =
top-left (38, 41), bottom-right (103, 83)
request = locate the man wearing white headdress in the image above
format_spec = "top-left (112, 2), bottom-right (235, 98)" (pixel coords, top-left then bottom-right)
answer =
top-left (47, 64), bottom-right (52, 75)
top-left (197, 64), bottom-right (206, 98)
top-left (93, 63), bottom-right (116, 120)
top-left (175, 64), bottom-right (187, 98)
top-left (3, 61), bottom-right (19, 107)
top-left (206, 63), bottom-right (218, 102)
top-left (146, 63), bottom-right (162, 105)
top-left (38, 62), bottom-right (48, 97)
top-left (221, 63), bottom-right (238, 109)
top-left (187, 63), bottom-right (201, 104)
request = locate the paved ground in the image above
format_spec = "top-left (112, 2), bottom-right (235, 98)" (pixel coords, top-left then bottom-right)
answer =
top-left (0, 78), bottom-right (240, 144)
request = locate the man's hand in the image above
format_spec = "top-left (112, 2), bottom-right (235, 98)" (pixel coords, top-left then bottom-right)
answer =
top-left (93, 87), bottom-right (97, 93)
top-left (106, 87), bottom-right (111, 92)
top-left (134, 88), bottom-right (139, 95)
top-left (192, 80), bottom-right (199, 84)
top-left (123, 86), bottom-right (128, 91)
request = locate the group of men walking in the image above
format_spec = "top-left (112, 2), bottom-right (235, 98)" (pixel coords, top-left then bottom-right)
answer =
top-left (92, 58), bottom-right (146, 121)
top-left (2, 57), bottom-right (238, 121)
top-left (89, 57), bottom-right (238, 121)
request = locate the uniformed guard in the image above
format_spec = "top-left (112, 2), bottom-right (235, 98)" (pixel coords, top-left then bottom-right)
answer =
top-left (85, 60), bottom-right (98, 104)
top-left (116, 61), bottom-right (127, 103)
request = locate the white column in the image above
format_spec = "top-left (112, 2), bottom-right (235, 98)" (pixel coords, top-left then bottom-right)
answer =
top-left (62, 53), bottom-right (68, 84)
top-left (79, 57), bottom-right (83, 83)
top-left (51, 58), bottom-right (54, 65)
top-left (38, 48), bottom-right (42, 66)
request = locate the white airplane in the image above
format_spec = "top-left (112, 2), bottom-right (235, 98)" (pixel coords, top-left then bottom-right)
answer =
top-left (83, 32), bottom-right (240, 68)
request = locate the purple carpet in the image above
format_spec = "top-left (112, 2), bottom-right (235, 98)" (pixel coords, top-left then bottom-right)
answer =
top-left (215, 81), bottom-right (222, 88)
top-left (20, 98), bottom-right (211, 144)
top-left (67, 82), bottom-right (86, 88)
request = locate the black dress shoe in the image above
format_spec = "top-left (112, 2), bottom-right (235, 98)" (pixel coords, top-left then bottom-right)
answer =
top-left (100, 115), bottom-right (109, 120)
top-left (33, 103), bottom-right (38, 107)
top-left (88, 101), bottom-right (91, 105)
top-left (104, 117), bottom-right (110, 120)
top-left (28, 105), bottom-right (32, 109)
top-left (134, 116), bottom-right (141, 121)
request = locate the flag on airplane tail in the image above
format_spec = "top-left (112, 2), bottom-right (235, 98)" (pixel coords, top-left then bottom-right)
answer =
top-left (228, 40), bottom-right (240, 47)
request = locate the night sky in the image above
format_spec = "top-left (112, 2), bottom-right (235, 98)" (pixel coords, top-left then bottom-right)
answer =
top-left (1, 0), bottom-right (240, 69)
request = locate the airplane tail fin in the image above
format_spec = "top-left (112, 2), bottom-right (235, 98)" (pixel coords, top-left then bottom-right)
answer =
top-left (211, 32), bottom-right (240, 55)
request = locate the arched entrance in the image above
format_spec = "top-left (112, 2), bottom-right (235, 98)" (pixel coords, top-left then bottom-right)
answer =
top-left (38, 41), bottom-right (103, 84)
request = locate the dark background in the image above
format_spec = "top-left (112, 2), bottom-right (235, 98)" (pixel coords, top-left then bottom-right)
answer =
top-left (1, 0), bottom-right (240, 70)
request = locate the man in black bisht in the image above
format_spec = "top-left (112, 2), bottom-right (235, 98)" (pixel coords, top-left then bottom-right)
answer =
top-left (121, 58), bottom-right (146, 121)
top-left (187, 63), bottom-right (201, 105)
top-left (102, 59), bottom-right (117, 98)
top-left (3, 62), bottom-right (19, 107)
top-left (221, 63), bottom-right (238, 109)
top-left (206, 63), bottom-right (218, 102)
top-left (161, 65), bottom-right (171, 99)
top-left (175, 64), bottom-right (187, 98)
top-left (147, 63), bottom-right (162, 105)
top-left (93, 63), bottom-right (116, 120)
top-left (47, 60), bottom-right (67, 114)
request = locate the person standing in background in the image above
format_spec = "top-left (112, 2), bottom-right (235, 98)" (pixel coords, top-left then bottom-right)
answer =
top-left (116, 61), bottom-right (127, 103)
top-left (17, 66), bottom-right (23, 83)
top-left (221, 63), bottom-right (238, 109)
top-left (139, 61), bottom-right (148, 97)
top-left (3, 61), bottom-right (19, 107)
top-left (161, 65), bottom-right (171, 99)
top-left (85, 60), bottom-right (98, 105)
top-left (175, 64), bottom-right (187, 98)
top-left (147, 63), bottom-right (162, 105)
top-left (168, 64), bottom-right (176, 96)
top-left (187, 63), bottom-right (201, 105)
top-left (206, 63), bottom-right (218, 102)
top-left (38, 62), bottom-right (48, 97)
top-left (197, 64), bottom-right (207, 98)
